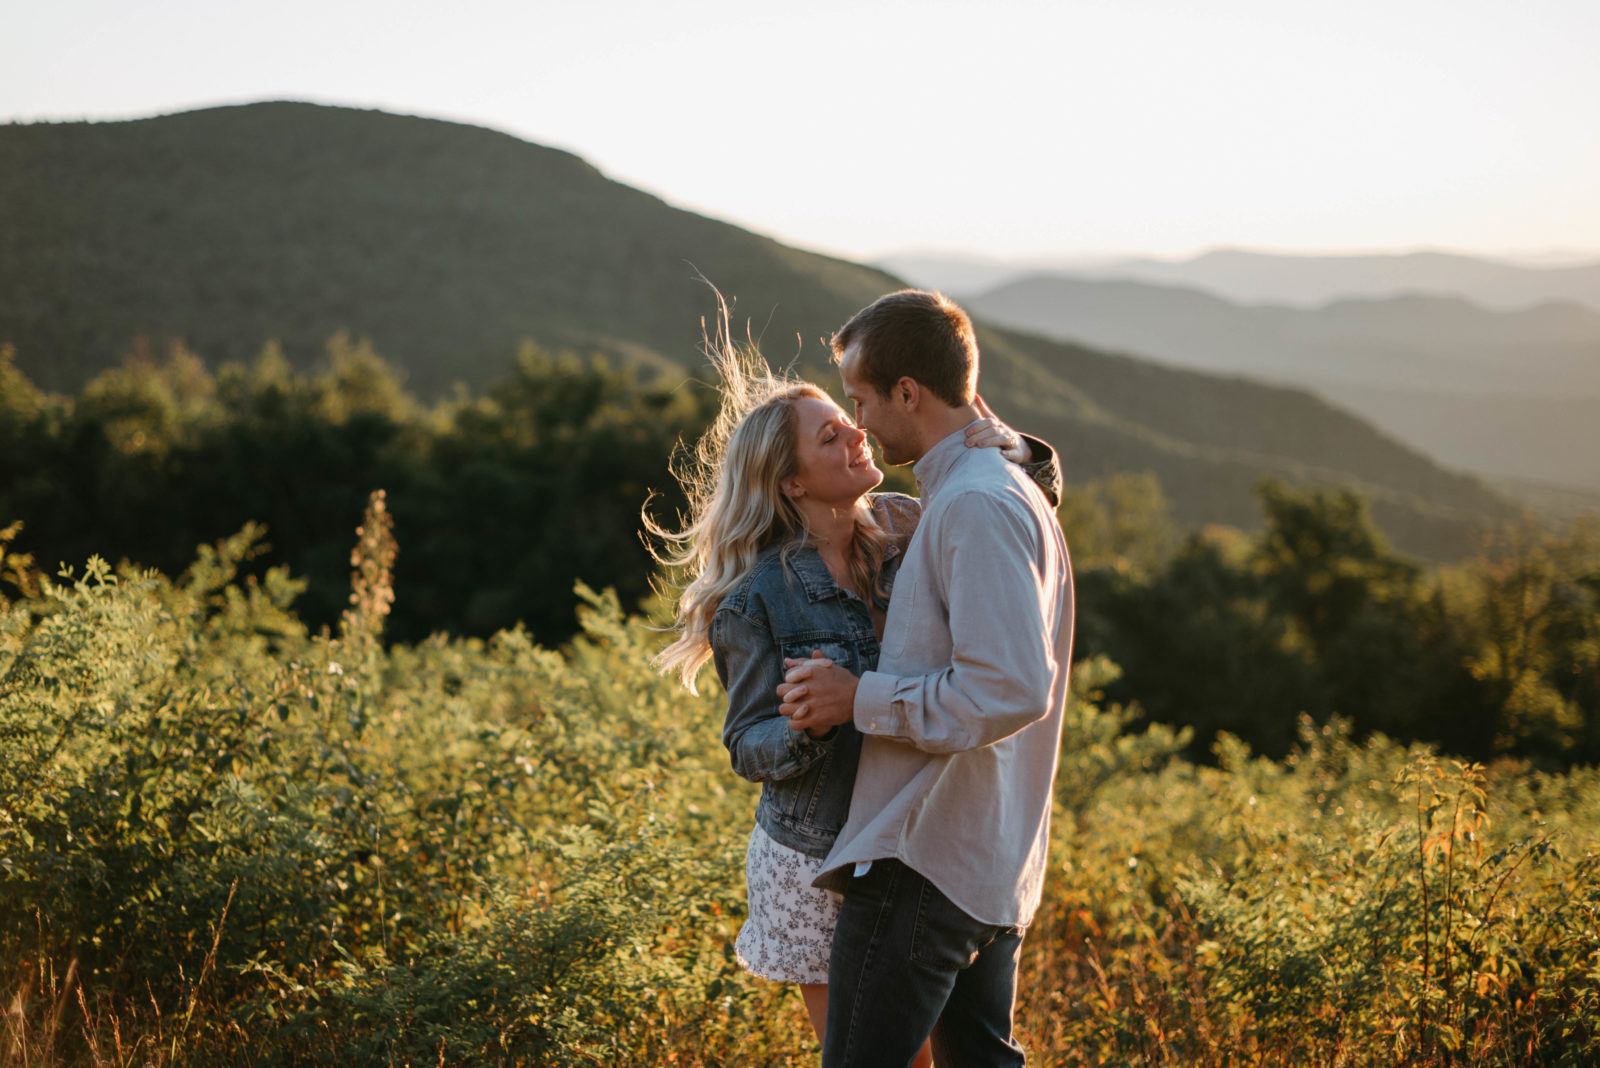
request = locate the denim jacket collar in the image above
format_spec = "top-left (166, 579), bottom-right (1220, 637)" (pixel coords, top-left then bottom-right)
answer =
top-left (781, 536), bottom-right (901, 605)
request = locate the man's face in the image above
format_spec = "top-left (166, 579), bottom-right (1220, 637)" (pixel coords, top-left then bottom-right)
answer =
top-left (839, 343), bottom-right (917, 467)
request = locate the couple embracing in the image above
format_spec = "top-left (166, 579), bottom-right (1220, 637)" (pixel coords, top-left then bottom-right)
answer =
top-left (653, 290), bottom-right (1075, 1067)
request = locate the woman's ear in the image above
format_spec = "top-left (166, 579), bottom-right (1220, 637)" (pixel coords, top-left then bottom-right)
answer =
top-left (781, 477), bottom-right (806, 500)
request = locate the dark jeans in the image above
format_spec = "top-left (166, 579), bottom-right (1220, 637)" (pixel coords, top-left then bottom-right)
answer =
top-left (823, 858), bottom-right (1026, 1067)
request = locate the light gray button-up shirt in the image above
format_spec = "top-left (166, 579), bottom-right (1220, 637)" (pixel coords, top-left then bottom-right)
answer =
top-left (813, 425), bottom-right (1074, 928)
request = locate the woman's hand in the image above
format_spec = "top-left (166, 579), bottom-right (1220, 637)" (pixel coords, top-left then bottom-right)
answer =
top-left (965, 395), bottom-right (1031, 464)
top-left (781, 650), bottom-right (838, 738)
top-left (778, 652), bottom-right (858, 735)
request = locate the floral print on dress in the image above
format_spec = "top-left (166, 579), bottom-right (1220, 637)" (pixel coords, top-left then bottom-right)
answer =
top-left (735, 822), bottom-right (842, 984)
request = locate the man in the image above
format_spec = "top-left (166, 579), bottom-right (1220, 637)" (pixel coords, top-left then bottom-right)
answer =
top-left (777, 290), bottom-right (1074, 1067)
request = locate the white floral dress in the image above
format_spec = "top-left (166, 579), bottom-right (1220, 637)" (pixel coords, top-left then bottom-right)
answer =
top-left (734, 822), bottom-right (843, 983)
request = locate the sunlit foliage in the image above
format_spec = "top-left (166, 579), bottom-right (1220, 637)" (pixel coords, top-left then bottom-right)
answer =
top-left (2, 504), bottom-right (1597, 1065)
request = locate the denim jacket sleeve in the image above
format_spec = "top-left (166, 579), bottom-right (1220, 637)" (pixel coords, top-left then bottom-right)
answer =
top-left (1018, 433), bottom-right (1063, 509)
top-left (711, 605), bottom-right (837, 782)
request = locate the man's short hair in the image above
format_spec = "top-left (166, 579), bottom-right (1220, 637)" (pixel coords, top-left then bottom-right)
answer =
top-left (830, 290), bottom-right (978, 407)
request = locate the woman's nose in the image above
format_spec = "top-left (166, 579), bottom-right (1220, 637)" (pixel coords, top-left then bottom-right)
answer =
top-left (847, 424), bottom-right (866, 445)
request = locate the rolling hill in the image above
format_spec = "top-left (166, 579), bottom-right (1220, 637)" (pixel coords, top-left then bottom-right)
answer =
top-left (0, 102), bottom-right (1515, 558)
top-left (963, 275), bottom-right (1600, 491)
top-left (0, 101), bottom-right (898, 394)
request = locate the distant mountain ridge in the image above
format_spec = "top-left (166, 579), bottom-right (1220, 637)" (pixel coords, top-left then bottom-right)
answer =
top-left (967, 275), bottom-right (1600, 396)
top-left (1093, 249), bottom-right (1600, 312)
top-left (964, 274), bottom-right (1600, 490)
top-left (879, 248), bottom-right (1600, 312)
top-left (0, 102), bottom-right (1514, 558)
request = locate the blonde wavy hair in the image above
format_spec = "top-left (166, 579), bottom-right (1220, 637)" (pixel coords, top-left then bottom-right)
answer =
top-left (647, 305), bottom-right (892, 692)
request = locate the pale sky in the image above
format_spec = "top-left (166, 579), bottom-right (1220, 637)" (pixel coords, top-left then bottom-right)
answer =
top-left (6, 0), bottom-right (1598, 263)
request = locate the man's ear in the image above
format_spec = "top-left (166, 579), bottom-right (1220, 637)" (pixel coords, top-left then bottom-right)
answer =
top-left (894, 376), bottom-right (920, 411)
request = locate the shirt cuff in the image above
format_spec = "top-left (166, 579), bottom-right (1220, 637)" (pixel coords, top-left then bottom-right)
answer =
top-left (854, 670), bottom-right (900, 737)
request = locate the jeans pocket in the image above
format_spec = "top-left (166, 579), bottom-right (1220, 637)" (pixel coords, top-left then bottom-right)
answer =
top-left (908, 877), bottom-right (986, 972)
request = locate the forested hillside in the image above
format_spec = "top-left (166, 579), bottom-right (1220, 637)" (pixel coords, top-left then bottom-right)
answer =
top-left (0, 101), bottom-right (894, 392)
top-left (0, 102), bottom-right (1514, 559)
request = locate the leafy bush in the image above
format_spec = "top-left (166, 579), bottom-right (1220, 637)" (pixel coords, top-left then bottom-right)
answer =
top-left (0, 495), bottom-right (784, 1065)
top-left (1025, 716), bottom-right (1600, 1066)
top-left (2, 496), bottom-right (1597, 1066)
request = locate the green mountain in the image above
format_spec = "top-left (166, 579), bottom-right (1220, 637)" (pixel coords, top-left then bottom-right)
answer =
top-left (0, 101), bottom-right (897, 393)
top-left (0, 102), bottom-right (1513, 558)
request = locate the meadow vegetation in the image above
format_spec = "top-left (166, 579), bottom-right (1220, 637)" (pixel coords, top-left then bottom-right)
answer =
top-left (2, 490), bottom-right (1597, 1066)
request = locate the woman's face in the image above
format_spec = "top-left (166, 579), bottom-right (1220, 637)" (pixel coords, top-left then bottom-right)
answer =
top-left (785, 395), bottom-right (882, 506)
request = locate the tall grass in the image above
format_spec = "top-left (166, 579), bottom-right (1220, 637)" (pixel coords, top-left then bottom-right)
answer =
top-left (1, 496), bottom-right (1596, 1065)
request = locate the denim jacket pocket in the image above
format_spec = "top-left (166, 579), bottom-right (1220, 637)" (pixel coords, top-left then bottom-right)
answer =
top-left (777, 639), bottom-right (855, 825)
top-left (781, 639), bottom-right (858, 677)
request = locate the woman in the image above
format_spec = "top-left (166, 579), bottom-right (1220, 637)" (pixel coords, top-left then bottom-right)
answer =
top-left (649, 314), bottom-right (1058, 1056)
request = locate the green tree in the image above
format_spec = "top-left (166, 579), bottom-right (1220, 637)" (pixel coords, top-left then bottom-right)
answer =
top-left (1448, 520), bottom-right (1600, 761)
top-left (1250, 481), bottom-right (1491, 750)
top-left (1057, 470), bottom-right (1176, 578)
top-left (1077, 530), bottom-right (1320, 759)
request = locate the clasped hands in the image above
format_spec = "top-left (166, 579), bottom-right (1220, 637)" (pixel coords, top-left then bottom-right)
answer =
top-left (777, 651), bottom-right (860, 735)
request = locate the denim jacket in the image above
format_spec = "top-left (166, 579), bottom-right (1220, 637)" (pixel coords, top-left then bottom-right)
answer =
top-left (711, 494), bottom-right (921, 858)
top-left (708, 434), bottom-right (1062, 859)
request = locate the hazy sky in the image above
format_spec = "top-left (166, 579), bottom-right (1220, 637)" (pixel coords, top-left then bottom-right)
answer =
top-left (6, 0), bottom-right (1598, 262)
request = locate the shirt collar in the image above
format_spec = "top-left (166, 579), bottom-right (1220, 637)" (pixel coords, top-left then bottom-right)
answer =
top-left (912, 422), bottom-right (982, 502)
